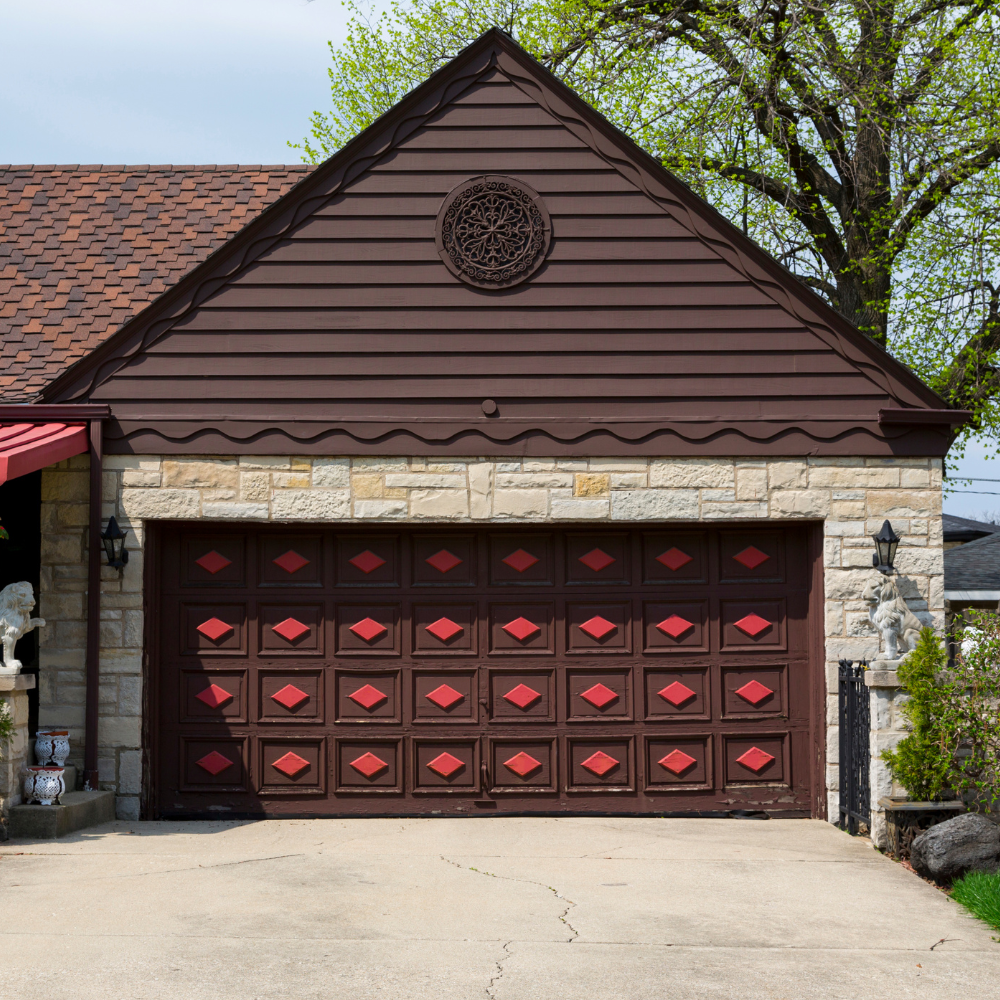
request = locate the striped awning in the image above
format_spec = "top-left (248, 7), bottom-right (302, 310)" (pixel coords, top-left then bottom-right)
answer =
top-left (0, 423), bottom-right (89, 484)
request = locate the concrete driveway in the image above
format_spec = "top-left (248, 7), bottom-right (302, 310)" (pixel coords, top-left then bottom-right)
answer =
top-left (1, 817), bottom-right (995, 999)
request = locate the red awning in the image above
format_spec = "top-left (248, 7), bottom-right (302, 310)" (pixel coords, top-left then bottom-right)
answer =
top-left (0, 423), bottom-right (89, 484)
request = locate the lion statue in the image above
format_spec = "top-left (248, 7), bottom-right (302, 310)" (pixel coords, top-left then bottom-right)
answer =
top-left (861, 570), bottom-right (923, 661)
top-left (0, 581), bottom-right (45, 675)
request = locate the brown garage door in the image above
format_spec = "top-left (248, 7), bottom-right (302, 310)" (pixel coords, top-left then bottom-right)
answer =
top-left (151, 524), bottom-right (822, 818)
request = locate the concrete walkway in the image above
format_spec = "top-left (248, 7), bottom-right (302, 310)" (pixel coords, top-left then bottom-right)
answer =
top-left (1, 817), bottom-right (995, 999)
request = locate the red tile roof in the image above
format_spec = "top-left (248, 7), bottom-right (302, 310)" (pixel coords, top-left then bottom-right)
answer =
top-left (0, 164), bottom-right (315, 400)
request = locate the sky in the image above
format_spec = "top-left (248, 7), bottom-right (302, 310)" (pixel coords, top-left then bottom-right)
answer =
top-left (4, 1), bottom-right (998, 519)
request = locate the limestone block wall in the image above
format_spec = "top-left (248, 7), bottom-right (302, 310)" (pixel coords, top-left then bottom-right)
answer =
top-left (38, 453), bottom-right (944, 821)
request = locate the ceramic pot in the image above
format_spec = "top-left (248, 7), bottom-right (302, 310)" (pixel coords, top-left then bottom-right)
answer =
top-left (48, 731), bottom-right (70, 767)
top-left (26, 766), bottom-right (65, 805)
top-left (34, 730), bottom-right (55, 765)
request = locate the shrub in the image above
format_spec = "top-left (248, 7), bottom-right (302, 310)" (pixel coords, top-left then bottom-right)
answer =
top-left (0, 700), bottom-right (12, 760)
top-left (951, 871), bottom-right (1000, 932)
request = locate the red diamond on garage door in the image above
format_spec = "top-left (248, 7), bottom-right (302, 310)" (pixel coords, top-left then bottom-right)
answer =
top-left (735, 679), bottom-right (774, 706)
top-left (425, 617), bottom-right (463, 642)
top-left (425, 549), bottom-right (462, 574)
top-left (427, 752), bottom-right (465, 778)
top-left (656, 614), bottom-right (694, 639)
top-left (195, 683), bottom-right (233, 708)
top-left (579, 615), bottom-right (616, 640)
top-left (657, 681), bottom-right (696, 707)
top-left (348, 684), bottom-right (388, 710)
top-left (273, 550), bottom-right (309, 575)
top-left (502, 616), bottom-right (540, 642)
top-left (271, 684), bottom-right (309, 710)
top-left (580, 683), bottom-right (618, 709)
top-left (733, 545), bottom-right (770, 570)
top-left (734, 613), bottom-right (771, 638)
top-left (736, 746), bottom-right (775, 773)
top-left (196, 751), bottom-right (233, 776)
top-left (578, 547), bottom-right (615, 572)
top-left (656, 547), bottom-right (692, 572)
top-left (503, 751), bottom-right (542, 778)
top-left (658, 749), bottom-right (697, 775)
top-left (425, 684), bottom-right (464, 710)
top-left (580, 751), bottom-right (619, 777)
top-left (349, 550), bottom-right (386, 574)
top-left (196, 617), bottom-right (234, 642)
top-left (503, 683), bottom-right (542, 710)
top-left (272, 618), bottom-right (310, 643)
top-left (502, 548), bottom-right (539, 573)
top-left (350, 752), bottom-right (388, 779)
top-left (195, 550), bottom-right (232, 575)
top-left (272, 751), bottom-right (310, 777)
top-left (349, 617), bottom-right (388, 642)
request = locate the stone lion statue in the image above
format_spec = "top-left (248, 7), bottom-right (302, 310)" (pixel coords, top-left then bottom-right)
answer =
top-left (0, 581), bottom-right (45, 675)
top-left (861, 570), bottom-right (923, 661)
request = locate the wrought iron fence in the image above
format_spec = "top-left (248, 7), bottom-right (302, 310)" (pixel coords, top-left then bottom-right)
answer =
top-left (838, 659), bottom-right (871, 835)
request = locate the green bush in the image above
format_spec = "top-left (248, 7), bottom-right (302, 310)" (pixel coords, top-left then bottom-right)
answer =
top-left (951, 871), bottom-right (1000, 931)
top-left (0, 700), bottom-right (12, 760)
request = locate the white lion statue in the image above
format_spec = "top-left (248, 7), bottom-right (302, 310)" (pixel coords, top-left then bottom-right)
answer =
top-left (861, 570), bottom-right (923, 661)
top-left (0, 581), bottom-right (46, 676)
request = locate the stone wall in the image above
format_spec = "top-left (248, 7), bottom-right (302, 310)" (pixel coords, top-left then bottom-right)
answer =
top-left (38, 453), bottom-right (944, 821)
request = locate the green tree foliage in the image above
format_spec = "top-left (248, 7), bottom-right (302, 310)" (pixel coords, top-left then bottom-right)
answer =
top-left (293, 0), bottom-right (1000, 453)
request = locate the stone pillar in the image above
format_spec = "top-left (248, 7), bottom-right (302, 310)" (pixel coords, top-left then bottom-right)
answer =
top-left (0, 674), bottom-right (36, 820)
top-left (865, 661), bottom-right (907, 849)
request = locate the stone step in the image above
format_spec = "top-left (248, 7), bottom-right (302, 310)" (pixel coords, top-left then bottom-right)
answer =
top-left (8, 790), bottom-right (116, 839)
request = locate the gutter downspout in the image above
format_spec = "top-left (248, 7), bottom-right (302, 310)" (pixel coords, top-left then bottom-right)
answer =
top-left (83, 418), bottom-right (102, 791)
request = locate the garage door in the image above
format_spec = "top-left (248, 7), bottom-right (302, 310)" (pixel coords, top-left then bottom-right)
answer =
top-left (153, 524), bottom-right (821, 817)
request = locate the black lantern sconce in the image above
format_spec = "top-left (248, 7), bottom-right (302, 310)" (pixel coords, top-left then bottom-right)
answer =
top-left (871, 519), bottom-right (900, 574)
top-left (101, 516), bottom-right (129, 571)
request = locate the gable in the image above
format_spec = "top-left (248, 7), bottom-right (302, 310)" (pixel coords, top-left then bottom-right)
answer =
top-left (43, 33), bottom-right (953, 457)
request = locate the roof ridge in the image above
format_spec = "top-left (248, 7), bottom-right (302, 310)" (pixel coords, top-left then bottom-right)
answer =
top-left (0, 164), bottom-right (315, 172)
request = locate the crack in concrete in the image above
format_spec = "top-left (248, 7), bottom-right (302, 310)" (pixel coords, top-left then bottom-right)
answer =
top-left (484, 940), bottom-right (511, 999)
top-left (441, 855), bottom-right (579, 942)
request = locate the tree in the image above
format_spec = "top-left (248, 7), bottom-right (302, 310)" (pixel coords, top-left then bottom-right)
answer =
top-left (293, 0), bottom-right (1000, 449)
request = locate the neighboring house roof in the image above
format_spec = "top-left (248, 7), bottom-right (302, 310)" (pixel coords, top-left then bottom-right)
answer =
top-left (0, 164), bottom-right (314, 400)
top-left (944, 530), bottom-right (1000, 597)
top-left (942, 513), bottom-right (1000, 545)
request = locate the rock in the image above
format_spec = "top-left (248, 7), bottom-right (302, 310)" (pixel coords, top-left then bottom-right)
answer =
top-left (910, 812), bottom-right (1000, 882)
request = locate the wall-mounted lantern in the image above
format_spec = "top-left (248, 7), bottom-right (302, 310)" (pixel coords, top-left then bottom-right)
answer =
top-left (101, 516), bottom-right (129, 571)
top-left (871, 519), bottom-right (900, 574)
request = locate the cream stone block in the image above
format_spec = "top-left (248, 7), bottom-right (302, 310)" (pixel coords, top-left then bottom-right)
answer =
top-left (701, 489), bottom-right (736, 502)
top-left (496, 461), bottom-right (523, 473)
top-left (384, 473), bottom-right (466, 488)
top-left (551, 497), bottom-right (609, 519)
top-left (611, 490), bottom-right (698, 520)
top-left (768, 490), bottom-right (831, 517)
top-left (104, 455), bottom-right (159, 471)
top-left (102, 470), bottom-right (119, 502)
top-left (409, 489), bottom-right (469, 520)
top-left (588, 458), bottom-right (649, 472)
top-left (99, 653), bottom-right (142, 674)
top-left (824, 520), bottom-right (865, 537)
top-left (808, 466), bottom-right (899, 489)
top-left (272, 473), bottom-right (310, 489)
top-left (351, 457), bottom-right (409, 472)
top-left (492, 489), bottom-right (548, 519)
top-left (240, 472), bottom-right (270, 502)
top-left (351, 474), bottom-right (383, 498)
top-left (271, 490), bottom-right (349, 520)
top-left (650, 459), bottom-right (734, 489)
top-left (121, 470), bottom-right (161, 487)
top-left (202, 489), bottom-right (237, 503)
top-left (468, 462), bottom-right (493, 519)
top-left (495, 473), bottom-right (574, 489)
top-left (238, 456), bottom-right (290, 469)
top-left (118, 750), bottom-right (142, 795)
top-left (824, 568), bottom-right (880, 600)
top-left (574, 473), bottom-right (610, 497)
top-left (735, 467), bottom-right (767, 500)
top-left (701, 501), bottom-right (768, 519)
top-left (830, 499), bottom-right (865, 518)
top-left (610, 473), bottom-right (646, 489)
top-left (162, 459), bottom-right (238, 489)
top-left (99, 716), bottom-right (141, 748)
top-left (825, 601), bottom-right (844, 636)
top-left (808, 457), bottom-right (864, 467)
top-left (900, 467), bottom-right (931, 488)
top-left (554, 460), bottom-right (589, 471)
top-left (202, 502), bottom-right (270, 519)
top-left (426, 461), bottom-right (470, 473)
top-left (312, 458), bottom-right (350, 487)
top-left (354, 499), bottom-right (408, 519)
top-left (823, 537), bottom-right (841, 568)
top-left (41, 470), bottom-right (89, 502)
top-left (866, 490), bottom-right (941, 518)
top-left (893, 547), bottom-right (943, 576)
top-left (122, 488), bottom-right (201, 519)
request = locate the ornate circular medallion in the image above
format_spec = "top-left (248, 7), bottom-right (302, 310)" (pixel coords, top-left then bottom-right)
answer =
top-left (435, 175), bottom-right (551, 289)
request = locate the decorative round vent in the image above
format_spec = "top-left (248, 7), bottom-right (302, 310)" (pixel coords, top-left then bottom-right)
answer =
top-left (435, 175), bottom-right (551, 289)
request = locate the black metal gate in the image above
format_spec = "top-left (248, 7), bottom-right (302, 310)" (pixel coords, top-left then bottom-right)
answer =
top-left (838, 659), bottom-right (870, 834)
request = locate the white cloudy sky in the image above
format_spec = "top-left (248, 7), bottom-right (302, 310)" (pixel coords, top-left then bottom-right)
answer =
top-left (4, 0), bottom-right (998, 515)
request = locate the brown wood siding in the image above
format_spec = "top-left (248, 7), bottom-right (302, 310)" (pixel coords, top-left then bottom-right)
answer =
top-left (49, 36), bottom-right (949, 456)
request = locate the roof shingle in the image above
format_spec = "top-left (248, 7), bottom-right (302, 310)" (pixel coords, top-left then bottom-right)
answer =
top-left (0, 164), bottom-right (315, 400)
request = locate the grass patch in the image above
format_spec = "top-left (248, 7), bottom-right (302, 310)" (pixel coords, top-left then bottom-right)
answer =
top-left (951, 871), bottom-right (1000, 931)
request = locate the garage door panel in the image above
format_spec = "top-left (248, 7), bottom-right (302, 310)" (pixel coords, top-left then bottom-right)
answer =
top-left (488, 669), bottom-right (555, 722)
top-left (336, 603), bottom-right (400, 655)
top-left (645, 736), bottom-right (712, 790)
top-left (258, 533), bottom-right (324, 587)
top-left (412, 739), bottom-right (480, 792)
top-left (412, 534), bottom-right (477, 586)
top-left (182, 534), bottom-right (247, 588)
top-left (566, 532), bottom-right (630, 585)
top-left (643, 667), bottom-right (709, 720)
top-left (412, 668), bottom-right (478, 723)
top-left (259, 603), bottom-right (324, 655)
top-left (181, 668), bottom-right (247, 724)
top-left (337, 534), bottom-right (400, 587)
top-left (720, 530), bottom-right (785, 583)
top-left (642, 531), bottom-right (708, 584)
top-left (643, 600), bottom-right (708, 653)
top-left (182, 603), bottom-right (246, 656)
top-left (566, 737), bottom-right (634, 792)
top-left (489, 738), bottom-right (557, 792)
top-left (489, 602), bottom-right (554, 653)
top-left (720, 599), bottom-right (786, 650)
top-left (490, 533), bottom-right (554, 585)
top-left (412, 602), bottom-right (477, 654)
top-left (723, 734), bottom-right (788, 785)
top-left (722, 666), bottom-right (786, 718)
top-left (335, 738), bottom-right (403, 793)
top-left (566, 601), bottom-right (631, 653)
top-left (180, 736), bottom-right (248, 792)
top-left (567, 668), bottom-right (633, 721)
top-left (259, 668), bottom-right (325, 723)
top-left (335, 669), bottom-right (400, 723)
top-left (258, 737), bottom-right (327, 795)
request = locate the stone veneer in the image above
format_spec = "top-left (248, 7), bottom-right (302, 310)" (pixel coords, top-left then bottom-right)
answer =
top-left (37, 454), bottom-right (943, 824)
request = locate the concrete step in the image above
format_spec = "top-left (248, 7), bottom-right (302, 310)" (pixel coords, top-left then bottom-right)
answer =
top-left (9, 790), bottom-right (115, 839)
